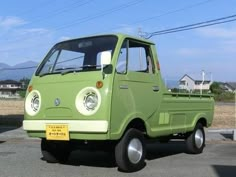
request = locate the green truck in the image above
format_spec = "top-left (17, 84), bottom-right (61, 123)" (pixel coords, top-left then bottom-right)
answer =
top-left (23, 33), bottom-right (214, 172)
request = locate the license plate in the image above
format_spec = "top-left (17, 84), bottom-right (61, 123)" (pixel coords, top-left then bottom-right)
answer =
top-left (46, 124), bottom-right (69, 141)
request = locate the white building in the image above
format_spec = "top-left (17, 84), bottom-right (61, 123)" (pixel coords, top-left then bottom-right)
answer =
top-left (0, 80), bottom-right (22, 98)
top-left (179, 74), bottom-right (212, 92)
top-left (221, 82), bottom-right (236, 93)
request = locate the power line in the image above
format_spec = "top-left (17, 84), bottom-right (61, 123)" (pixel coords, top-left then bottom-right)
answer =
top-left (3, 0), bottom-right (92, 42)
top-left (14, 0), bottom-right (55, 17)
top-left (132, 0), bottom-right (214, 25)
top-left (1, 0), bottom-right (144, 45)
top-left (94, 0), bottom-right (214, 34)
top-left (150, 18), bottom-right (236, 36)
top-left (0, 66), bottom-right (37, 71)
top-left (0, 56), bottom-right (84, 71)
top-left (142, 14), bottom-right (236, 38)
top-left (20, 0), bottom-right (91, 27)
top-left (54, 0), bottom-right (144, 31)
top-left (150, 14), bottom-right (236, 35)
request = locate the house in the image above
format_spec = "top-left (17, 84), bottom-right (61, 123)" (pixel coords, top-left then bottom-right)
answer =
top-left (221, 82), bottom-right (236, 93)
top-left (179, 74), bottom-right (212, 92)
top-left (0, 80), bottom-right (22, 98)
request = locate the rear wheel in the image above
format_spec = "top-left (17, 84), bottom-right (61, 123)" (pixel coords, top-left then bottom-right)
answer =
top-left (186, 123), bottom-right (205, 154)
top-left (41, 138), bottom-right (71, 163)
top-left (115, 128), bottom-right (146, 172)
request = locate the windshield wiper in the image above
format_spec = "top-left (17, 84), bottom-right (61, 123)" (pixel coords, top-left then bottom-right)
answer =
top-left (61, 68), bottom-right (82, 75)
top-left (80, 64), bottom-right (101, 69)
top-left (39, 71), bottom-right (61, 77)
top-left (40, 65), bottom-right (105, 77)
top-left (55, 67), bottom-right (76, 71)
top-left (61, 65), bottom-right (101, 75)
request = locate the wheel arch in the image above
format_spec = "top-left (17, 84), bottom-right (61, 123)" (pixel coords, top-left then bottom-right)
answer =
top-left (111, 117), bottom-right (147, 140)
top-left (126, 118), bottom-right (147, 134)
top-left (194, 113), bottom-right (208, 127)
top-left (186, 113), bottom-right (208, 133)
top-left (197, 117), bottom-right (207, 127)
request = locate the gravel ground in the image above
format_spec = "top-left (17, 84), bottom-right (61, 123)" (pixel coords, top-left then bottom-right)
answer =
top-left (0, 100), bottom-right (235, 128)
top-left (0, 100), bottom-right (24, 115)
top-left (212, 102), bottom-right (235, 128)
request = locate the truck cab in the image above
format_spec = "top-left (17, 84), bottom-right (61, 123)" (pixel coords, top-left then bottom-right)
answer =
top-left (23, 34), bottom-right (214, 172)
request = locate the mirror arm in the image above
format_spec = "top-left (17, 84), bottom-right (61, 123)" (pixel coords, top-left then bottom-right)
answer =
top-left (101, 65), bottom-right (105, 79)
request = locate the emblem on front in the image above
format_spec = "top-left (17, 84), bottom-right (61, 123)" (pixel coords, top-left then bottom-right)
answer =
top-left (54, 98), bottom-right (60, 106)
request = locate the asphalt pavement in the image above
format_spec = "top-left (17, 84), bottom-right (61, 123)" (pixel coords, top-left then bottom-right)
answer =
top-left (0, 126), bottom-right (236, 177)
top-left (0, 126), bottom-right (235, 142)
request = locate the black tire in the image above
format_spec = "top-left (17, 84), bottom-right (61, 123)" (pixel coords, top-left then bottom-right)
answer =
top-left (186, 123), bottom-right (205, 154)
top-left (159, 137), bottom-right (170, 143)
top-left (115, 128), bottom-right (146, 172)
top-left (41, 138), bottom-right (71, 163)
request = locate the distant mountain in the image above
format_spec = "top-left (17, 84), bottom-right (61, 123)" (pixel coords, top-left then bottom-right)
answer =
top-left (0, 61), bottom-right (38, 81)
top-left (14, 61), bottom-right (38, 68)
top-left (0, 62), bottom-right (10, 68)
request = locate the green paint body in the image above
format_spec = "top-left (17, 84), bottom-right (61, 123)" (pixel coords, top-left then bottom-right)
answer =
top-left (24, 34), bottom-right (214, 141)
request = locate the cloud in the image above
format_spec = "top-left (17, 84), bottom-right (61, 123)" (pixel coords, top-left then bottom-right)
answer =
top-left (15, 28), bottom-right (50, 37)
top-left (197, 26), bottom-right (236, 54)
top-left (112, 24), bottom-right (140, 35)
top-left (0, 20), bottom-right (53, 65)
top-left (176, 48), bottom-right (216, 57)
top-left (23, 28), bottom-right (49, 34)
top-left (0, 16), bottom-right (27, 28)
top-left (58, 36), bottom-right (72, 42)
top-left (196, 26), bottom-right (236, 39)
top-left (176, 25), bottom-right (236, 57)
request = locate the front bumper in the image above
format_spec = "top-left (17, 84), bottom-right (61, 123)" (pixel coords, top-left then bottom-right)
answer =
top-left (23, 120), bottom-right (108, 133)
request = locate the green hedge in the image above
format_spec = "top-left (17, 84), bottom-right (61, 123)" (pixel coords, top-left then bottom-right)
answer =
top-left (18, 90), bottom-right (26, 98)
top-left (214, 92), bottom-right (235, 102)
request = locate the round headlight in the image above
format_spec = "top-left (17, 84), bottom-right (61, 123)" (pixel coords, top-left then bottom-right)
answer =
top-left (31, 94), bottom-right (40, 111)
top-left (75, 87), bottom-right (101, 116)
top-left (84, 92), bottom-right (98, 110)
top-left (25, 90), bottom-right (41, 116)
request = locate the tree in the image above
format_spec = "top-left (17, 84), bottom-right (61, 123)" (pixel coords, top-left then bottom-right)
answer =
top-left (18, 77), bottom-right (30, 98)
top-left (19, 77), bottom-right (30, 90)
top-left (210, 82), bottom-right (223, 95)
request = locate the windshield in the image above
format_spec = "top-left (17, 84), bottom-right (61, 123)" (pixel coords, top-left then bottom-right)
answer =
top-left (36, 35), bottom-right (117, 76)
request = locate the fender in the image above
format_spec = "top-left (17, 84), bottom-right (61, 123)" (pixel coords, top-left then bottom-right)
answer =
top-left (185, 113), bottom-right (208, 132)
top-left (110, 112), bottom-right (147, 140)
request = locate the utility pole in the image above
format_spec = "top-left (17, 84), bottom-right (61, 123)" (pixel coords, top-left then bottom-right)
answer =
top-left (138, 28), bottom-right (143, 70)
top-left (210, 72), bottom-right (213, 83)
top-left (138, 28), bottom-right (142, 37)
top-left (200, 70), bottom-right (205, 95)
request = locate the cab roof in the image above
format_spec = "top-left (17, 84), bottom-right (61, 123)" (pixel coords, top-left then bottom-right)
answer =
top-left (56, 33), bottom-right (155, 46)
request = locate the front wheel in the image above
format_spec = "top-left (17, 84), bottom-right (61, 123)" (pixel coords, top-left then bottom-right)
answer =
top-left (186, 123), bottom-right (205, 154)
top-left (115, 128), bottom-right (146, 172)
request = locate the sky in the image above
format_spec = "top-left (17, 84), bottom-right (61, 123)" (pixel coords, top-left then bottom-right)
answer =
top-left (0, 0), bottom-right (236, 82)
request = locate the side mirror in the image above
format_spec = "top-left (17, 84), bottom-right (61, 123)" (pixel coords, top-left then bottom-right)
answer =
top-left (101, 51), bottom-right (111, 65)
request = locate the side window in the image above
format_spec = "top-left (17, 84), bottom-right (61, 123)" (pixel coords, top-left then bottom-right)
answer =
top-left (128, 46), bottom-right (147, 72)
top-left (116, 40), bottom-right (154, 74)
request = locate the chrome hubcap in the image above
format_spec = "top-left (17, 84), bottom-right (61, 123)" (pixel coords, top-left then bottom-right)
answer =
top-left (195, 129), bottom-right (204, 148)
top-left (127, 138), bottom-right (143, 164)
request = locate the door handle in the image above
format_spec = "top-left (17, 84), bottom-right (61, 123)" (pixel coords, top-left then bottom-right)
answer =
top-left (152, 86), bottom-right (159, 92)
top-left (120, 85), bottom-right (128, 89)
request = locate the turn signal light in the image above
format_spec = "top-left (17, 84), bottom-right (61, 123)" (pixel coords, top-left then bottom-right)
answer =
top-left (157, 61), bottom-right (161, 70)
top-left (28, 85), bottom-right (33, 92)
top-left (96, 81), bottom-right (103, 89)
